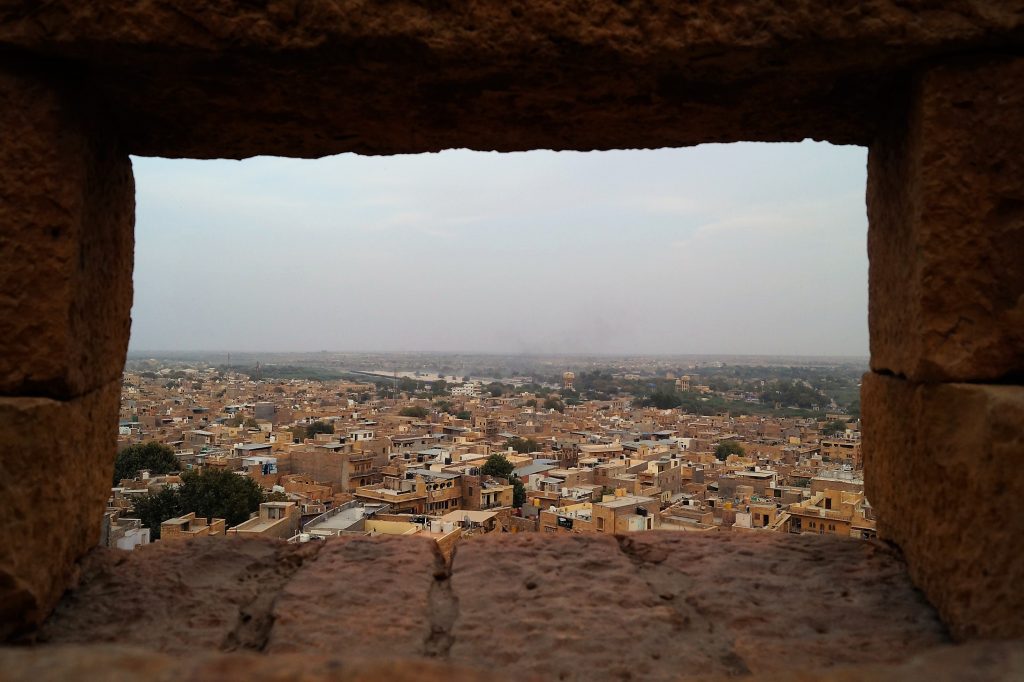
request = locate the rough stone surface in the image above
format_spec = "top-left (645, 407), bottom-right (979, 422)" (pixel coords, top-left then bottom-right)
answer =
top-left (0, 64), bottom-right (134, 398)
top-left (36, 537), bottom-right (321, 652)
top-left (0, 642), bottom-right (1022, 682)
top-left (863, 372), bottom-right (1024, 639)
top-left (29, 533), bottom-right (952, 676)
top-left (0, 641), bottom-right (1020, 682)
top-left (0, 0), bottom-right (1022, 653)
top-left (0, 381), bottom-right (120, 640)
top-left (450, 532), bottom-right (947, 680)
top-left (779, 641), bottom-right (1024, 681)
top-left (621, 532), bottom-right (948, 671)
top-left (267, 535), bottom-right (441, 657)
top-left (868, 56), bottom-right (1024, 382)
top-left (0, 3), bottom-right (1023, 157)
top-left (451, 533), bottom-right (713, 680)
top-left (0, 644), bottom-right (505, 682)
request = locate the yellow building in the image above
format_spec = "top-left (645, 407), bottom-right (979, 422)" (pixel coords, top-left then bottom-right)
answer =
top-left (160, 512), bottom-right (225, 540)
top-left (820, 439), bottom-right (863, 467)
top-left (227, 501), bottom-right (300, 539)
top-left (779, 488), bottom-right (876, 539)
top-left (355, 470), bottom-right (462, 514)
top-left (539, 492), bottom-right (659, 534)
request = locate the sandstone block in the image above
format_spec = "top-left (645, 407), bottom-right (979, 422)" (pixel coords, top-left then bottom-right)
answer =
top-left (0, 65), bottom-right (133, 398)
top-left (0, 641), bottom-right (1022, 682)
top-left (0, 644), bottom-right (504, 682)
top-left (38, 537), bottom-right (319, 652)
top-left (450, 533), bottom-right (693, 681)
top-left (30, 531), bottom-right (949, 674)
top-left (868, 57), bottom-right (1024, 382)
top-left (2, 3), bottom-right (1024, 157)
top-left (449, 532), bottom-right (945, 680)
top-left (863, 372), bottom-right (1024, 638)
top-left (0, 381), bottom-right (119, 639)
top-left (620, 532), bottom-right (946, 671)
top-left (267, 535), bottom-right (440, 657)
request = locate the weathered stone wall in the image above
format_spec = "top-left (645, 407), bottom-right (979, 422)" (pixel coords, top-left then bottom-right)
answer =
top-left (4, 641), bottom-right (1024, 682)
top-left (0, 64), bottom-right (134, 397)
top-left (0, 0), bottom-right (1022, 642)
top-left (864, 55), bottom-right (1024, 638)
top-left (863, 374), bottom-right (1024, 639)
top-left (868, 56), bottom-right (1024, 383)
top-left (0, 61), bottom-right (133, 639)
top-left (1, 2), bottom-right (1023, 157)
top-left (33, 533), bottom-right (950, 679)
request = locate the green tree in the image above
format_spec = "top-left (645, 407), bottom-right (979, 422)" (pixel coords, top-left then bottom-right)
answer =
top-left (129, 469), bottom-right (264, 539)
top-left (543, 397), bottom-right (565, 413)
top-left (399, 405), bottom-right (428, 419)
top-left (506, 436), bottom-right (540, 454)
top-left (714, 440), bottom-right (746, 461)
top-left (525, 399), bottom-right (537, 408)
top-left (113, 441), bottom-right (181, 485)
top-left (130, 487), bottom-right (182, 540)
top-left (642, 391), bottom-right (680, 409)
top-left (455, 410), bottom-right (472, 420)
top-left (305, 420), bottom-right (334, 438)
top-left (847, 399), bottom-right (861, 418)
top-left (759, 380), bottom-right (825, 409)
top-left (511, 476), bottom-right (527, 508)
top-left (480, 453), bottom-right (515, 479)
top-left (177, 468), bottom-right (263, 527)
top-left (821, 420), bottom-right (849, 436)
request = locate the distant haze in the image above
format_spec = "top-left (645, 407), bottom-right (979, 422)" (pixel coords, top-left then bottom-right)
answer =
top-left (131, 142), bottom-right (868, 356)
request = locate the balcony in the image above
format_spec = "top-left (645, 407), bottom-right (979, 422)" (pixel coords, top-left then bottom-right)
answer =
top-left (348, 451), bottom-right (375, 463)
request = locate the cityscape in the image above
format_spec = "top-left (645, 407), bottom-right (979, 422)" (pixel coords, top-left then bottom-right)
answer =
top-left (109, 351), bottom-right (872, 555)
top-left (2, 2), bottom-right (1021, 679)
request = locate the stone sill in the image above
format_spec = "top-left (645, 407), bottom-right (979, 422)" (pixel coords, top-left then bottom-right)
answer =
top-left (6, 532), bottom-right (1021, 680)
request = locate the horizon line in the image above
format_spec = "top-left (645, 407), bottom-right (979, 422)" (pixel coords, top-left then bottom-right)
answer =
top-left (126, 349), bottom-right (870, 360)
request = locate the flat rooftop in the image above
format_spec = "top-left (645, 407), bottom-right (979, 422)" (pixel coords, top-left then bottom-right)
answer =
top-left (232, 517), bottom-right (285, 534)
top-left (599, 495), bottom-right (656, 509)
top-left (304, 505), bottom-right (372, 532)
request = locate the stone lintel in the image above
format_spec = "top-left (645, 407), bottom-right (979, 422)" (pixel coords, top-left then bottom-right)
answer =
top-left (0, 3), bottom-right (1023, 156)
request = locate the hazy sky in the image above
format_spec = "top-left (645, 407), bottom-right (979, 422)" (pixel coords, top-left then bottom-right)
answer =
top-left (130, 142), bottom-right (868, 356)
